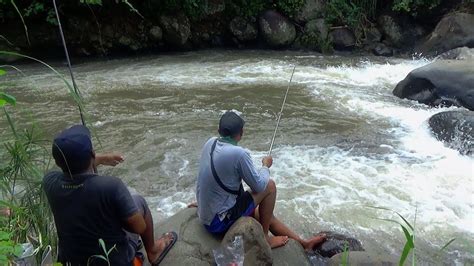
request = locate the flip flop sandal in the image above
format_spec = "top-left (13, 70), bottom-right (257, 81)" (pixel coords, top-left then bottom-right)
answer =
top-left (151, 231), bottom-right (178, 266)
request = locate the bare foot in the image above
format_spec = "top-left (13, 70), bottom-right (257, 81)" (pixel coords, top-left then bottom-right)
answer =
top-left (147, 232), bottom-right (175, 264)
top-left (302, 233), bottom-right (327, 251)
top-left (267, 235), bottom-right (289, 249)
top-left (187, 202), bottom-right (198, 208)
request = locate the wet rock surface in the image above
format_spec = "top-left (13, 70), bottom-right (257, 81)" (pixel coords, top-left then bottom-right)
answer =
top-left (393, 60), bottom-right (474, 110)
top-left (428, 110), bottom-right (474, 155)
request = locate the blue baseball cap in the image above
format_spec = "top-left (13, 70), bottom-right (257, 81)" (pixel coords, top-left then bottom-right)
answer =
top-left (219, 111), bottom-right (245, 137)
top-left (53, 125), bottom-right (93, 164)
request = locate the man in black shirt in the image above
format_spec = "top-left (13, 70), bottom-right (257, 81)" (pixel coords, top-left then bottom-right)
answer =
top-left (43, 125), bottom-right (176, 265)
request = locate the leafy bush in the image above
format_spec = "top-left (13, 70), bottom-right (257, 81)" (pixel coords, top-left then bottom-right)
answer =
top-left (325, 0), bottom-right (368, 44)
top-left (225, 0), bottom-right (269, 19)
top-left (275, 0), bottom-right (305, 18)
top-left (392, 0), bottom-right (441, 15)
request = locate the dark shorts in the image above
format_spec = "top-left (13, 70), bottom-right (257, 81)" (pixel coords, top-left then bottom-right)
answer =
top-left (125, 194), bottom-right (148, 262)
top-left (205, 191), bottom-right (256, 234)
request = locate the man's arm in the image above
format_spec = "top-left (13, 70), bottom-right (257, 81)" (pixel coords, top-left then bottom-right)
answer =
top-left (95, 152), bottom-right (124, 167)
top-left (238, 151), bottom-right (271, 193)
top-left (123, 212), bottom-right (146, 235)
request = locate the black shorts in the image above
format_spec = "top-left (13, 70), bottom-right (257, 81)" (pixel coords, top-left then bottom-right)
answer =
top-left (205, 191), bottom-right (256, 234)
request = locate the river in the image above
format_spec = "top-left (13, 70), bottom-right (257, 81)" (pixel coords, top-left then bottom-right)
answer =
top-left (2, 50), bottom-right (473, 264)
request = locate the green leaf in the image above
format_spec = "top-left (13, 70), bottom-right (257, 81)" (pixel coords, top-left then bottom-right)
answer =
top-left (98, 238), bottom-right (107, 255)
top-left (13, 244), bottom-right (22, 257)
top-left (91, 254), bottom-right (108, 262)
top-left (0, 69), bottom-right (5, 75)
top-left (368, 206), bottom-right (414, 230)
top-left (399, 240), bottom-right (413, 266)
top-left (0, 231), bottom-right (10, 241)
top-left (0, 92), bottom-right (16, 107)
top-left (400, 225), bottom-right (414, 248)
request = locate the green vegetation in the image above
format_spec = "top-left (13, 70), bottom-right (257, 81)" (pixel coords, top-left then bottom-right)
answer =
top-left (370, 206), bottom-right (456, 266)
top-left (87, 239), bottom-right (117, 266)
top-left (392, 0), bottom-right (441, 15)
top-left (0, 85), bottom-right (56, 264)
top-left (0, 52), bottom-right (87, 264)
top-left (275, 0), bottom-right (305, 18)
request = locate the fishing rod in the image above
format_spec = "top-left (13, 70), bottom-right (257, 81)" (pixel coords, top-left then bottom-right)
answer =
top-left (268, 65), bottom-right (296, 156)
top-left (52, 0), bottom-right (86, 126)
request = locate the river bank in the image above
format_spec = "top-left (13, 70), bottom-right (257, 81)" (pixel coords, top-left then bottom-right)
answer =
top-left (1, 0), bottom-right (473, 62)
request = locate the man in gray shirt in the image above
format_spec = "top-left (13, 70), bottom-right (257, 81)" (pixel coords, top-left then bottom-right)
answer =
top-left (196, 111), bottom-right (325, 249)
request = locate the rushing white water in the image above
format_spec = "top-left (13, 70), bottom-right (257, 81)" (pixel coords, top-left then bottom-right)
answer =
top-left (2, 50), bottom-right (473, 264)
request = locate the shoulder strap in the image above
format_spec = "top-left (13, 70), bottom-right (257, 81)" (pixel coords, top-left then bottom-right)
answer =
top-left (210, 139), bottom-right (243, 196)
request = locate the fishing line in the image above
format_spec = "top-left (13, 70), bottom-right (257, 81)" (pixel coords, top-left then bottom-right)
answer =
top-left (52, 0), bottom-right (86, 126)
top-left (268, 65), bottom-right (296, 156)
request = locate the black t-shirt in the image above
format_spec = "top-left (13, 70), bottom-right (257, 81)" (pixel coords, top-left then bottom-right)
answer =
top-left (43, 171), bottom-right (138, 266)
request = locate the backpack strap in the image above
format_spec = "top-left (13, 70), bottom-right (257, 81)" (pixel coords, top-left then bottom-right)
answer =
top-left (210, 139), bottom-right (243, 196)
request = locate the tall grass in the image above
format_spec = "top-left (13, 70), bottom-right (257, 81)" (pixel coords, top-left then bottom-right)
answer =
top-left (0, 89), bottom-right (57, 263)
top-left (369, 206), bottom-right (456, 266)
top-left (0, 51), bottom-right (89, 263)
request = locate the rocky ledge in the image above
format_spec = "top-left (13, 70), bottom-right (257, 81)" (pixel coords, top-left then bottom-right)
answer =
top-left (152, 208), bottom-right (398, 265)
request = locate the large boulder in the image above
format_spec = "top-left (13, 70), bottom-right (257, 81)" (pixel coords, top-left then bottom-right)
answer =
top-left (313, 231), bottom-right (364, 258)
top-left (222, 217), bottom-right (272, 265)
top-left (153, 208), bottom-right (221, 265)
top-left (377, 14), bottom-right (425, 48)
top-left (273, 239), bottom-right (311, 266)
top-left (428, 110), bottom-right (474, 155)
top-left (328, 251), bottom-right (398, 265)
top-left (159, 13), bottom-right (191, 47)
top-left (259, 10), bottom-right (296, 48)
top-left (436, 46), bottom-right (474, 60)
top-left (417, 13), bottom-right (474, 56)
top-left (154, 208), bottom-right (313, 265)
top-left (393, 60), bottom-right (474, 110)
top-left (229, 17), bottom-right (258, 43)
top-left (329, 28), bottom-right (356, 50)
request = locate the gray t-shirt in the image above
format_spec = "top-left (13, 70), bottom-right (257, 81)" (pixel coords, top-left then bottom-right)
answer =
top-left (196, 137), bottom-right (270, 225)
top-left (43, 171), bottom-right (138, 265)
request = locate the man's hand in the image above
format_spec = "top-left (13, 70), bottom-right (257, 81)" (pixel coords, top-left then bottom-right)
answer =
top-left (95, 152), bottom-right (124, 167)
top-left (262, 156), bottom-right (273, 168)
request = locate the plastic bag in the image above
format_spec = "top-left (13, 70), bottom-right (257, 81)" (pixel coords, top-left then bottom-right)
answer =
top-left (13, 243), bottom-right (37, 266)
top-left (213, 235), bottom-right (244, 266)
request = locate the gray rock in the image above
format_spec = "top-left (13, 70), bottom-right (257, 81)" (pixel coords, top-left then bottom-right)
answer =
top-left (428, 110), bottom-right (474, 155)
top-left (153, 208), bottom-right (221, 265)
top-left (159, 13), bottom-right (191, 47)
top-left (365, 27), bottom-right (382, 43)
top-left (329, 28), bottom-right (356, 50)
top-left (373, 43), bottom-right (393, 57)
top-left (314, 231), bottom-right (364, 258)
top-left (417, 12), bottom-right (474, 56)
top-left (378, 14), bottom-right (424, 48)
top-left (259, 10), bottom-right (296, 48)
top-left (272, 239), bottom-right (311, 266)
top-left (222, 217), bottom-right (272, 266)
top-left (229, 17), bottom-right (258, 42)
top-left (378, 15), bottom-right (403, 46)
top-left (393, 60), bottom-right (474, 110)
top-left (294, 0), bottom-right (325, 23)
top-left (149, 26), bottom-right (163, 42)
top-left (328, 251), bottom-right (398, 265)
top-left (436, 46), bottom-right (474, 60)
